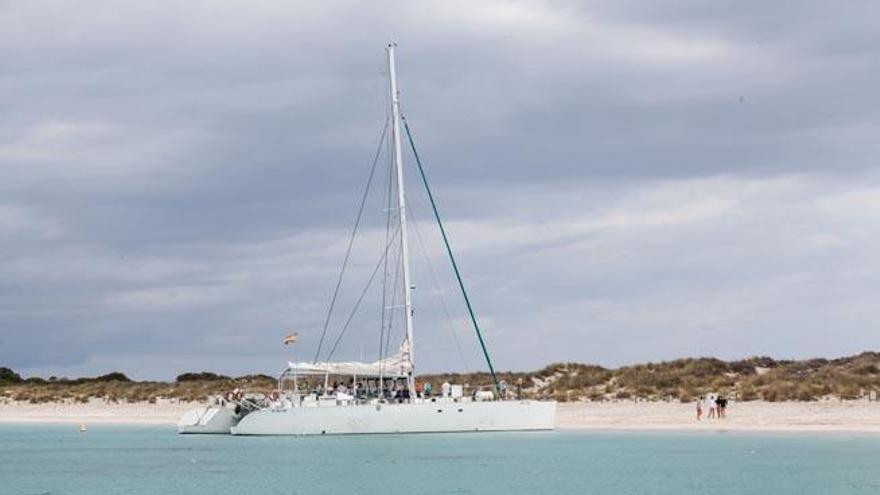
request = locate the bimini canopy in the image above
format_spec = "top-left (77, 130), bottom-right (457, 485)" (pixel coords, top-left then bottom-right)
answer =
top-left (286, 341), bottom-right (412, 378)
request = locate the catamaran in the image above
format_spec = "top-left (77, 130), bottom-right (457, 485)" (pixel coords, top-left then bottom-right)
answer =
top-left (178, 44), bottom-right (556, 435)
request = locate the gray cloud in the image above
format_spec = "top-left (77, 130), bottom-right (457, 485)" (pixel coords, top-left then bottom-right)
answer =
top-left (1, 1), bottom-right (878, 379)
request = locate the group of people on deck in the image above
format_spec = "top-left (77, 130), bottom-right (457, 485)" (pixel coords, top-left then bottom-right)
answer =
top-left (311, 379), bottom-right (435, 401)
top-left (695, 393), bottom-right (728, 420)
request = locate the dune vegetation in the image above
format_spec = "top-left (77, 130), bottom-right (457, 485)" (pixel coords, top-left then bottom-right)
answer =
top-left (0, 368), bottom-right (275, 404)
top-left (2, 352), bottom-right (879, 404)
top-left (422, 352), bottom-right (880, 402)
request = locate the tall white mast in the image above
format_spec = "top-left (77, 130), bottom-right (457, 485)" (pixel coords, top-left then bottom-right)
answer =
top-left (387, 43), bottom-right (416, 396)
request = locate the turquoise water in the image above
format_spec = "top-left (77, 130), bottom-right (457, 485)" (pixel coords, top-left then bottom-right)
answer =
top-left (1, 425), bottom-right (879, 494)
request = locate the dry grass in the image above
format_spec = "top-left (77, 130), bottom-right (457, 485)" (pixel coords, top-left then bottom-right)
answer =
top-left (0, 371), bottom-right (276, 404)
top-left (420, 353), bottom-right (880, 402)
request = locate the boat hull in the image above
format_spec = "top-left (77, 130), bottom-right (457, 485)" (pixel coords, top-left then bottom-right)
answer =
top-left (177, 407), bottom-right (239, 434)
top-left (230, 400), bottom-right (556, 435)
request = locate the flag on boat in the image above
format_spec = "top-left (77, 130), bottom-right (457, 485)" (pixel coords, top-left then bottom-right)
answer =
top-left (283, 332), bottom-right (299, 345)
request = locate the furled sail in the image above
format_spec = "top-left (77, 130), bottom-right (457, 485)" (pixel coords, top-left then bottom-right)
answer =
top-left (287, 341), bottom-right (412, 378)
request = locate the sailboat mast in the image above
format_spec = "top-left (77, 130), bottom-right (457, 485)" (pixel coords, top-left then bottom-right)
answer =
top-left (387, 43), bottom-right (416, 396)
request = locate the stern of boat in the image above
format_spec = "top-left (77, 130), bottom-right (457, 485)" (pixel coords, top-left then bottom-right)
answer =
top-left (177, 406), bottom-right (239, 434)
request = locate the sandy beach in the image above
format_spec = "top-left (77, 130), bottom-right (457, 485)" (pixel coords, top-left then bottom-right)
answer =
top-left (1, 399), bottom-right (878, 432)
top-left (557, 400), bottom-right (880, 433)
top-left (0, 399), bottom-right (195, 425)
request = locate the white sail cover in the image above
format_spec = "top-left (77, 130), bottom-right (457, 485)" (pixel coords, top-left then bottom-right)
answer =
top-left (287, 341), bottom-right (412, 378)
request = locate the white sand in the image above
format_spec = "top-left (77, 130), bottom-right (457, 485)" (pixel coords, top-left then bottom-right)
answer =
top-left (1, 399), bottom-right (878, 432)
top-left (0, 399), bottom-right (195, 425)
top-left (557, 400), bottom-right (880, 432)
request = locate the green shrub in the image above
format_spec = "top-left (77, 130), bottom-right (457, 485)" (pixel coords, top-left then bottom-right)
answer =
top-left (92, 372), bottom-right (131, 382)
top-left (176, 372), bottom-right (231, 382)
top-left (0, 367), bottom-right (22, 384)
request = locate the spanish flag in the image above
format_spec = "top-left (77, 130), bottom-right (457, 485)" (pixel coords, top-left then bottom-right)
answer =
top-left (283, 332), bottom-right (299, 345)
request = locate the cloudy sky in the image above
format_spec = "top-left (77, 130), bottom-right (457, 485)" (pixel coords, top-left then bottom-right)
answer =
top-left (1, 1), bottom-right (878, 379)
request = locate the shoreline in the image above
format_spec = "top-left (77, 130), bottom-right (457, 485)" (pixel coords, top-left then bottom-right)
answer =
top-left (555, 400), bottom-right (880, 433)
top-left (1, 400), bottom-right (878, 433)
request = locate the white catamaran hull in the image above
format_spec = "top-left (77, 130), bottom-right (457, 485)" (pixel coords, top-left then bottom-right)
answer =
top-left (177, 406), bottom-right (239, 434)
top-left (231, 400), bottom-right (556, 436)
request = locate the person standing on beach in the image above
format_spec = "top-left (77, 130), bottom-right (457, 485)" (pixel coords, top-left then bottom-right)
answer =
top-left (716, 395), bottom-right (727, 419)
top-left (696, 396), bottom-right (704, 421)
top-left (707, 394), bottom-right (717, 419)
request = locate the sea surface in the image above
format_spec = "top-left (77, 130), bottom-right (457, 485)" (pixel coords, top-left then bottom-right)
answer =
top-left (1, 424), bottom-right (878, 494)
